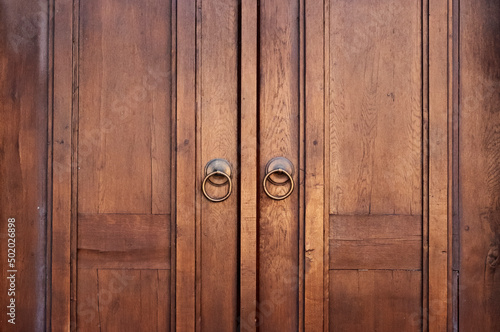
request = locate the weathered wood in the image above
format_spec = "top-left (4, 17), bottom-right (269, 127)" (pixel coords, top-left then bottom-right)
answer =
top-left (199, 1), bottom-right (239, 330)
top-left (76, 269), bottom-right (100, 331)
top-left (304, 0), bottom-right (325, 330)
top-left (176, 0), bottom-right (197, 329)
top-left (258, 0), bottom-right (300, 330)
top-left (327, 0), bottom-right (424, 329)
top-left (330, 215), bottom-right (422, 270)
top-left (429, 0), bottom-right (451, 330)
top-left (459, 0), bottom-right (500, 330)
top-left (77, 214), bottom-right (170, 269)
top-left (78, 0), bottom-right (172, 214)
top-left (329, 270), bottom-right (422, 332)
top-left (329, 0), bottom-right (422, 216)
top-left (92, 269), bottom-right (170, 332)
top-left (240, 0), bottom-right (258, 330)
top-left (50, 0), bottom-right (73, 329)
top-left (0, 1), bottom-right (48, 330)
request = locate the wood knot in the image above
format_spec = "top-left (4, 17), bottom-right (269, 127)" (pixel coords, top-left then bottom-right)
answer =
top-left (487, 246), bottom-right (500, 268)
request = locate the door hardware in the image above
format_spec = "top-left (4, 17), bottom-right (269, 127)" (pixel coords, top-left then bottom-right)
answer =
top-left (202, 159), bottom-right (233, 202)
top-left (263, 157), bottom-right (294, 200)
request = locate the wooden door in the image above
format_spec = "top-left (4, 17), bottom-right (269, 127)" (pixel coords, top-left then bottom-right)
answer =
top-left (3, 0), bottom-right (488, 331)
top-left (51, 0), bottom-right (175, 330)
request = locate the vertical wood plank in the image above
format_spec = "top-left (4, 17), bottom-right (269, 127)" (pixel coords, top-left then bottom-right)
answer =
top-left (259, 0), bottom-right (300, 330)
top-left (152, 0), bottom-right (173, 215)
top-left (76, 269), bottom-right (99, 331)
top-left (323, 1), bottom-right (331, 330)
top-left (199, 1), bottom-right (239, 330)
top-left (449, 0), bottom-right (460, 330)
top-left (176, 0), bottom-right (197, 329)
top-left (51, 0), bottom-right (73, 329)
top-left (240, 0), bottom-right (258, 330)
top-left (158, 270), bottom-right (171, 331)
top-left (0, 0), bottom-right (48, 330)
top-left (305, 0), bottom-right (325, 330)
top-left (429, 0), bottom-right (450, 330)
top-left (459, 0), bottom-right (500, 330)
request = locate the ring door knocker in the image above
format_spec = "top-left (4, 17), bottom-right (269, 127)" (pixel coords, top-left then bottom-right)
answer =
top-left (263, 157), bottom-right (295, 200)
top-left (202, 159), bottom-right (233, 202)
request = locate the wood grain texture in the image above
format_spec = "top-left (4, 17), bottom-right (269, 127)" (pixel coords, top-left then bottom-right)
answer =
top-left (0, 1), bottom-right (48, 330)
top-left (50, 0), bottom-right (73, 329)
top-left (77, 214), bottom-right (170, 269)
top-left (428, 0), bottom-right (451, 330)
top-left (459, 0), bottom-right (500, 330)
top-left (304, 0), bottom-right (325, 330)
top-left (78, 0), bottom-right (171, 214)
top-left (94, 269), bottom-right (170, 332)
top-left (329, 0), bottom-right (422, 215)
top-left (176, 0), bottom-right (197, 329)
top-left (199, 1), bottom-right (239, 330)
top-left (76, 269), bottom-right (100, 331)
top-left (258, 0), bottom-right (300, 330)
top-left (330, 215), bottom-right (422, 270)
top-left (77, 269), bottom-right (171, 331)
top-left (329, 270), bottom-right (422, 332)
top-left (240, 0), bottom-right (258, 330)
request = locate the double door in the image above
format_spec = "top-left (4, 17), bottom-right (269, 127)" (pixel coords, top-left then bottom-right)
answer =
top-left (48, 0), bottom-right (453, 331)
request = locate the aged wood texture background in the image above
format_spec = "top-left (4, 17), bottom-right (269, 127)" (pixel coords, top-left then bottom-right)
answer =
top-left (328, 1), bottom-right (423, 330)
top-left (0, 0), bottom-right (48, 330)
top-left (258, 0), bottom-right (301, 330)
top-left (198, 0), bottom-right (239, 330)
top-left (74, 0), bottom-right (174, 330)
top-left (459, 0), bottom-right (500, 330)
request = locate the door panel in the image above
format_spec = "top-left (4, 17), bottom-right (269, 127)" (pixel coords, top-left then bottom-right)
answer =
top-left (327, 1), bottom-right (423, 330)
top-left (459, 0), bottom-right (500, 330)
top-left (330, 270), bottom-right (422, 331)
top-left (258, 0), bottom-right (300, 330)
top-left (76, 0), bottom-right (173, 330)
top-left (42, 0), bottom-right (497, 330)
top-left (78, 0), bottom-right (171, 215)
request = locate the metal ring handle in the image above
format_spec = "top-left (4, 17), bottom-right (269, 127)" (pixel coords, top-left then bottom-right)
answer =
top-left (263, 168), bottom-right (294, 200)
top-left (202, 170), bottom-right (232, 202)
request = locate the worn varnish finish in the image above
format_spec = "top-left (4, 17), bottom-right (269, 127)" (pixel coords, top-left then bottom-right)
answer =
top-left (459, 0), bottom-right (500, 330)
top-left (11, 0), bottom-right (500, 329)
top-left (0, 1), bottom-right (48, 330)
top-left (71, 0), bottom-right (173, 330)
top-left (198, 0), bottom-right (239, 330)
top-left (328, 1), bottom-right (423, 330)
top-left (258, 0), bottom-right (300, 330)
top-left (240, 0), bottom-right (258, 330)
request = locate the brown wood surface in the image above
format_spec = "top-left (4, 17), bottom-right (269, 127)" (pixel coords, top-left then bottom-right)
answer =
top-left (78, 0), bottom-right (171, 215)
top-left (329, 0), bottom-right (422, 216)
top-left (76, 269), bottom-right (170, 332)
top-left (176, 0), bottom-right (197, 329)
top-left (330, 215), bottom-right (422, 270)
top-left (51, 0), bottom-right (73, 329)
top-left (198, 0), bottom-right (239, 330)
top-left (0, 1), bottom-right (48, 330)
top-left (329, 270), bottom-right (422, 332)
top-left (258, 0), bottom-right (300, 330)
top-left (304, 0), bottom-right (326, 330)
top-left (77, 214), bottom-right (170, 269)
top-left (459, 0), bottom-right (500, 330)
top-left (240, 0), bottom-right (258, 330)
top-left (327, 0), bottom-right (424, 330)
top-left (428, 0), bottom-right (452, 330)
top-left (72, 0), bottom-right (174, 330)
